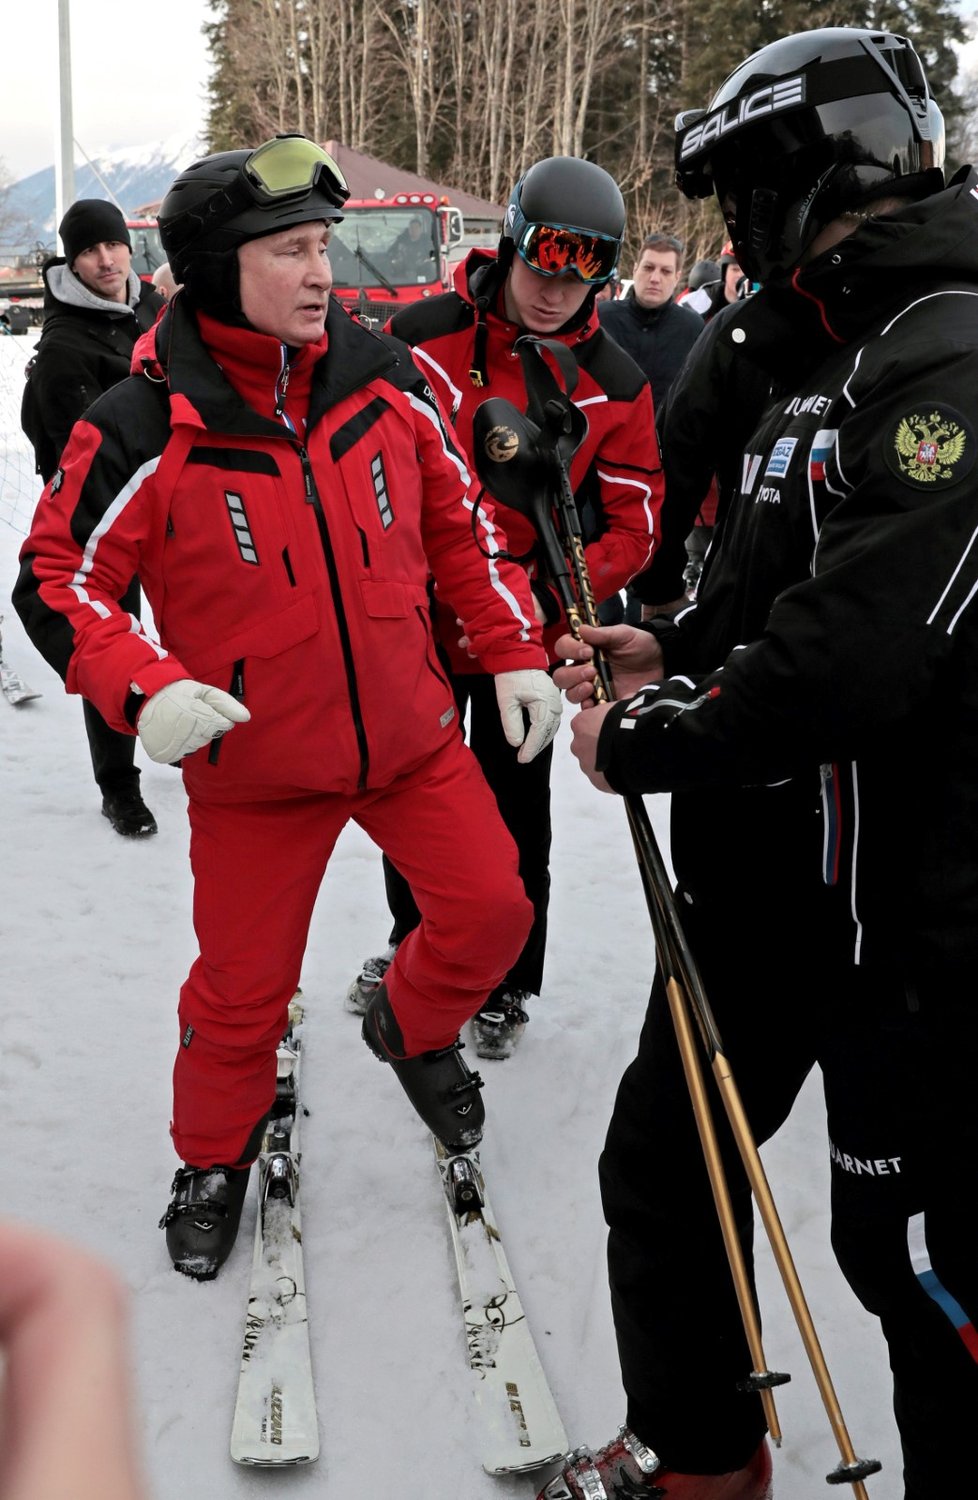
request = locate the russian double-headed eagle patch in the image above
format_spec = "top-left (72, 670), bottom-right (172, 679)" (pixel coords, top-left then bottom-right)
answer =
top-left (886, 406), bottom-right (974, 488)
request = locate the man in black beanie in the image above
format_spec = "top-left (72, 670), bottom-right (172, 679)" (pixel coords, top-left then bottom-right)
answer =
top-left (21, 199), bottom-right (163, 836)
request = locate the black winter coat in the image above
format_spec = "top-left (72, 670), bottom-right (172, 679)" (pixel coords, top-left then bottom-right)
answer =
top-left (598, 292), bottom-right (703, 416)
top-left (597, 168), bottom-right (978, 977)
top-left (632, 301), bottom-right (774, 605)
top-left (26, 262), bottom-right (162, 481)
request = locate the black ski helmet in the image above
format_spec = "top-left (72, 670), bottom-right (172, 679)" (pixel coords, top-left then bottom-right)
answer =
top-left (687, 258), bottom-right (720, 291)
top-left (158, 134), bottom-right (348, 313)
top-left (502, 156), bottom-right (626, 275)
top-left (675, 28), bottom-right (945, 282)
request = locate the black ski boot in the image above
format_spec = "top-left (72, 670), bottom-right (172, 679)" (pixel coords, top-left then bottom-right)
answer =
top-left (344, 943), bottom-right (398, 1015)
top-left (472, 989), bottom-right (531, 1060)
top-left (160, 1113), bottom-right (268, 1279)
top-left (160, 1162), bottom-right (252, 1279)
top-left (362, 983), bottom-right (485, 1152)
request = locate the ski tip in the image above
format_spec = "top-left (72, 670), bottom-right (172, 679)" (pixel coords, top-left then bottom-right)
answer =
top-left (231, 1447), bottom-right (319, 1468)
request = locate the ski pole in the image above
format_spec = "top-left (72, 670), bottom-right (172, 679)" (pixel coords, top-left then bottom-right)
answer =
top-left (514, 433), bottom-right (789, 1447)
top-left (470, 341), bottom-right (882, 1493)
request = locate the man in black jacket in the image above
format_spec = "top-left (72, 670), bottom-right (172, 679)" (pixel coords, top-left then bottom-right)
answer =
top-left (598, 232), bottom-right (703, 414)
top-left (598, 233), bottom-right (703, 623)
top-left (541, 26), bottom-right (978, 1500)
top-left (23, 199), bottom-right (162, 836)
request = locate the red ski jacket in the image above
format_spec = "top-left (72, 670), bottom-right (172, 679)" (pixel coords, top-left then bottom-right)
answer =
top-left (15, 297), bottom-right (547, 800)
top-left (388, 249), bottom-right (664, 669)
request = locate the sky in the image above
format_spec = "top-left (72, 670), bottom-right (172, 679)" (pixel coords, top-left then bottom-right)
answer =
top-left (0, 0), bottom-right (214, 183)
top-left (3, 3), bottom-right (978, 188)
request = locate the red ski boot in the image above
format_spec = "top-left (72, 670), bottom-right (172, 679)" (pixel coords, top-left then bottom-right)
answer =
top-left (537, 1428), bottom-right (773, 1499)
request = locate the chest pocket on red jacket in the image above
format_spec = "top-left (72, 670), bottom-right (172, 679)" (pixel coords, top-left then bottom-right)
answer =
top-left (327, 398), bottom-right (428, 581)
top-left (161, 444), bottom-right (306, 656)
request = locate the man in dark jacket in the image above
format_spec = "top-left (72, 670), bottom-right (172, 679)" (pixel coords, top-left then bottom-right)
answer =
top-left (23, 199), bottom-right (163, 836)
top-left (598, 232), bottom-right (704, 414)
top-left (542, 26), bottom-right (978, 1500)
top-left (597, 231), bottom-right (705, 623)
top-left (14, 137), bottom-right (561, 1281)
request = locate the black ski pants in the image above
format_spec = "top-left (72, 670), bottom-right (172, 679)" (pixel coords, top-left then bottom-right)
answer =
top-left (601, 887), bottom-right (978, 1497)
top-left (383, 670), bottom-right (552, 999)
top-left (82, 577), bottom-right (143, 798)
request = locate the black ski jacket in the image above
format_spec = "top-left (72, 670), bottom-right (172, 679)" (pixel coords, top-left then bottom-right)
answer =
top-left (597, 291), bottom-right (704, 414)
top-left (597, 167), bottom-right (978, 976)
top-left (25, 259), bottom-right (162, 481)
top-left (631, 301), bottom-right (774, 606)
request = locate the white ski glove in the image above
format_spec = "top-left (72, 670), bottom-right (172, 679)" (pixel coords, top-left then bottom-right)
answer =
top-left (136, 679), bottom-right (251, 764)
top-left (495, 669), bottom-right (562, 765)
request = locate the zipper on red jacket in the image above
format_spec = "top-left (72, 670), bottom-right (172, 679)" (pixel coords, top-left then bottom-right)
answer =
top-left (275, 350), bottom-right (297, 432)
top-left (296, 442), bottom-right (371, 789)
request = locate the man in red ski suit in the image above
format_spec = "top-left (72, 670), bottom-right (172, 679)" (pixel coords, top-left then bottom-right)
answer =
top-left (14, 137), bottom-right (562, 1279)
top-left (347, 156), bottom-right (663, 1060)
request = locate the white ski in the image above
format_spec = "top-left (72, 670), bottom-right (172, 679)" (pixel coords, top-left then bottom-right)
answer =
top-left (0, 618), bottom-right (41, 705)
top-left (230, 999), bottom-right (318, 1466)
top-left (434, 1139), bottom-right (568, 1475)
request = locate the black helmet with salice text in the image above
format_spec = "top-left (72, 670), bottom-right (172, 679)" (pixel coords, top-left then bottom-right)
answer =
top-left (159, 135), bottom-right (349, 312)
top-left (674, 28), bottom-right (945, 283)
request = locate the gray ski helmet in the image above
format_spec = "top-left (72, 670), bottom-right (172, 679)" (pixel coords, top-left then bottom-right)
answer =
top-left (159, 135), bottom-right (348, 307)
top-left (503, 156), bottom-right (625, 280)
top-left (675, 28), bottom-right (945, 282)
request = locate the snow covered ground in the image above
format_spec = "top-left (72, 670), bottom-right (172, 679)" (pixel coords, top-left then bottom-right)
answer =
top-left (0, 330), bottom-right (902, 1499)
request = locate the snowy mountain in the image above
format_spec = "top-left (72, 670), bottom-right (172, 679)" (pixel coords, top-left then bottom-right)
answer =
top-left (3, 135), bottom-right (204, 254)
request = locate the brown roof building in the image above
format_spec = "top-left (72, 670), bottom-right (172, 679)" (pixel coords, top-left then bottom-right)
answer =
top-left (322, 141), bottom-right (505, 226)
top-left (133, 142), bottom-right (506, 237)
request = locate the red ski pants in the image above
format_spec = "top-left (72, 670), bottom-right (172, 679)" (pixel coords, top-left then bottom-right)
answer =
top-left (172, 737), bottom-right (531, 1165)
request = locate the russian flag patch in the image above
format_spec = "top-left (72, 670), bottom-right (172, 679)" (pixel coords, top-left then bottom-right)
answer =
top-left (809, 429), bottom-right (836, 483)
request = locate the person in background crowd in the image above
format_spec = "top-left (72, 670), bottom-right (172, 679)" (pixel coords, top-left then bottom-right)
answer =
top-left (676, 257), bottom-right (720, 303)
top-left (596, 231), bottom-right (704, 624)
top-left (150, 261), bottom-right (181, 302)
top-left (540, 25), bottom-right (978, 1500)
top-left (598, 232), bottom-right (704, 414)
top-left (19, 200), bottom-right (163, 837)
top-left (346, 156), bottom-right (662, 1062)
top-left (682, 240), bottom-right (746, 319)
top-left (14, 135), bottom-right (561, 1280)
top-left (389, 215), bottom-right (432, 279)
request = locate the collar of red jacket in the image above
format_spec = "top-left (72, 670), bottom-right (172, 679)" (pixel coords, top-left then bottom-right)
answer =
top-left (193, 310), bottom-right (328, 426)
top-left (453, 246), bottom-right (599, 387)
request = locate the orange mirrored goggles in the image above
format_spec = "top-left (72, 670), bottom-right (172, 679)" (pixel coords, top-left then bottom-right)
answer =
top-left (515, 222), bottom-right (620, 284)
top-left (243, 135), bottom-right (349, 209)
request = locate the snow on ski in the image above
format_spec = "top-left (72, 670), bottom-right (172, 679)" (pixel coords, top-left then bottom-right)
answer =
top-left (434, 1138), bottom-right (568, 1475)
top-left (0, 618), bottom-right (41, 705)
top-left (230, 996), bottom-right (318, 1466)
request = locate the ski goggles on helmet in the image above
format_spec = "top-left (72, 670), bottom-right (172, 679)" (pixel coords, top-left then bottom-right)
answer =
top-left (515, 222), bottom-right (619, 284)
top-left (241, 135), bottom-right (349, 210)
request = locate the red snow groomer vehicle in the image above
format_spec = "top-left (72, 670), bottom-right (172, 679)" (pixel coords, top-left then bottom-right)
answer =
top-left (328, 192), bottom-right (464, 327)
top-left (126, 217), bottom-right (166, 284)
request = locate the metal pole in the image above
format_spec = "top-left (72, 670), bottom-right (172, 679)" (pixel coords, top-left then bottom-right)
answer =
top-left (55, 0), bottom-right (75, 233)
